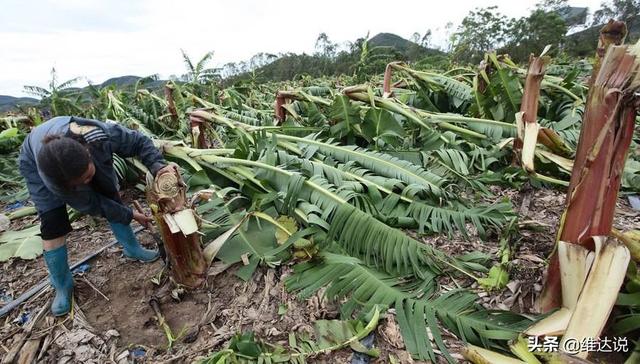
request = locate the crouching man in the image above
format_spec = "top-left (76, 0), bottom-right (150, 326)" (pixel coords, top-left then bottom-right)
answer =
top-left (18, 116), bottom-right (172, 316)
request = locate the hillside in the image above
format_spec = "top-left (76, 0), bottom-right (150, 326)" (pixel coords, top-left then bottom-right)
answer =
top-left (227, 32), bottom-right (443, 83)
top-left (0, 95), bottom-right (38, 113)
top-left (368, 32), bottom-right (444, 57)
top-left (98, 75), bottom-right (168, 90)
top-left (99, 75), bottom-right (143, 88)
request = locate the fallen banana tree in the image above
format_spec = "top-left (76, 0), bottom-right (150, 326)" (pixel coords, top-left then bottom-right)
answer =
top-left (508, 50), bottom-right (576, 186)
top-left (199, 307), bottom-right (381, 363)
top-left (186, 109), bottom-right (515, 238)
top-left (156, 140), bottom-right (532, 362)
top-left (343, 84), bottom-right (515, 141)
top-left (516, 51), bottom-right (550, 171)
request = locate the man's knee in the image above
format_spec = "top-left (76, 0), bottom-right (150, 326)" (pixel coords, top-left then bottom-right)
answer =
top-left (40, 206), bottom-right (72, 241)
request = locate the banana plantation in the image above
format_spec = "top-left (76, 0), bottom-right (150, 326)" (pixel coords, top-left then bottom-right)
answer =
top-left (0, 22), bottom-right (639, 364)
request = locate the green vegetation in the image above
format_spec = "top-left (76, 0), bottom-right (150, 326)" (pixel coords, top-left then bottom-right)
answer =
top-left (1, 1), bottom-right (639, 362)
top-left (2, 29), bottom-right (639, 360)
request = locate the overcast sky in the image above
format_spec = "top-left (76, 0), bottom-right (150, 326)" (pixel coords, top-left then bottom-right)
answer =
top-left (0, 0), bottom-right (602, 97)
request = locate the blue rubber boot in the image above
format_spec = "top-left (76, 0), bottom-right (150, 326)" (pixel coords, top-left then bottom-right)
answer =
top-left (43, 245), bottom-right (73, 316)
top-left (109, 222), bottom-right (159, 262)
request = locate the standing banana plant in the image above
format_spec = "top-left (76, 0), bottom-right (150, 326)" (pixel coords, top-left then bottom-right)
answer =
top-left (23, 67), bottom-right (82, 116)
top-left (515, 52), bottom-right (550, 171)
top-left (147, 166), bottom-right (207, 288)
top-left (539, 36), bottom-right (640, 312)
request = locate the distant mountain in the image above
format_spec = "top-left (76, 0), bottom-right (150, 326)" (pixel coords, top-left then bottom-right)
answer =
top-left (97, 75), bottom-right (168, 90)
top-left (0, 95), bottom-right (38, 113)
top-left (99, 75), bottom-right (143, 88)
top-left (368, 33), bottom-right (444, 57)
top-left (0, 74), bottom-right (170, 114)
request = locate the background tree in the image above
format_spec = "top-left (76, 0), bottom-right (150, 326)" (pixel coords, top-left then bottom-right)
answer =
top-left (452, 5), bottom-right (571, 65)
top-left (220, 62), bottom-right (240, 79)
top-left (23, 68), bottom-right (82, 116)
top-left (450, 7), bottom-right (509, 64)
top-left (503, 9), bottom-right (568, 62)
top-left (248, 53), bottom-right (278, 70)
top-left (314, 33), bottom-right (338, 74)
top-left (537, 0), bottom-right (569, 11)
top-left (314, 33), bottom-right (337, 58)
top-left (592, 0), bottom-right (640, 24)
top-left (407, 30), bottom-right (432, 61)
top-left (180, 49), bottom-right (221, 96)
top-left (420, 30), bottom-right (432, 48)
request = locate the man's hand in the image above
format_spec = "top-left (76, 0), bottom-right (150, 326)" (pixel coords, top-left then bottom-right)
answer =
top-left (132, 210), bottom-right (153, 229)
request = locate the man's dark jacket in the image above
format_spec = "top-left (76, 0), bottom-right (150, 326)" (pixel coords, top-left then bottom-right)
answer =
top-left (18, 116), bottom-right (166, 225)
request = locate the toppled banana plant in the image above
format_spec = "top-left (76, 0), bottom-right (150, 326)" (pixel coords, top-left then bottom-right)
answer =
top-left (509, 336), bottom-right (542, 363)
top-left (515, 51), bottom-right (549, 172)
top-left (511, 50), bottom-right (574, 183)
top-left (539, 34), bottom-right (640, 312)
top-left (190, 116), bottom-right (206, 149)
top-left (462, 344), bottom-right (526, 364)
top-left (147, 166), bottom-right (207, 288)
top-left (198, 307), bottom-right (380, 363)
top-left (612, 228), bottom-right (640, 262)
top-left (164, 83), bottom-right (179, 125)
top-left (0, 225), bottom-right (42, 261)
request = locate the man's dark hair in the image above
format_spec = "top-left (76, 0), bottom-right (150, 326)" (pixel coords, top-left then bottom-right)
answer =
top-left (37, 134), bottom-right (92, 187)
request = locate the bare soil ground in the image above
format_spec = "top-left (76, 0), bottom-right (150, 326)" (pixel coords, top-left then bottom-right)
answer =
top-left (0, 187), bottom-right (638, 363)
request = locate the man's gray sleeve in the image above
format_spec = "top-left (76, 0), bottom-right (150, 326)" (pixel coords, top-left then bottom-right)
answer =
top-left (47, 183), bottom-right (133, 224)
top-left (18, 150), bottom-right (65, 215)
top-left (104, 123), bottom-right (166, 175)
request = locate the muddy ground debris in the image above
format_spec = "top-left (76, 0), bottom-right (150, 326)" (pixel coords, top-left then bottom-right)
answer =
top-left (1, 187), bottom-right (636, 363)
